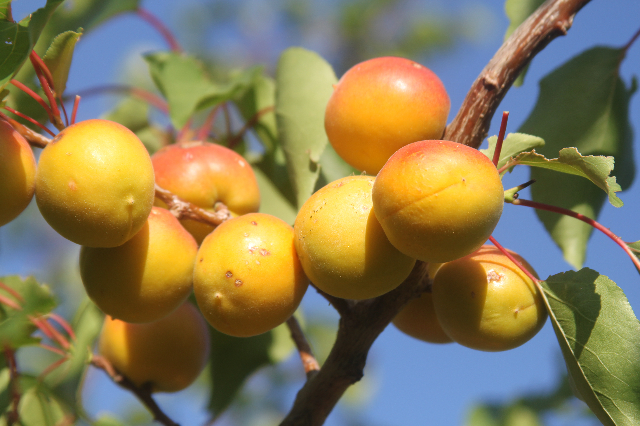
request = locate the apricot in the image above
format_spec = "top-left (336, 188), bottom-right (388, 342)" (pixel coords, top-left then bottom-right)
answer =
top-left (325, 56), bottom-right (450, 175)
top-left (0, 120), bottom-right (37, 226)
top-left (35, 119), bottom-right (155, 247)
top-left (80, 207), bottom-right (198, 323)
top-left (294, 176), bottom-right (415, 300)
top-left (431, 245), bottom-right (547, 352)
top-left (98, 302), bottom-right (210, 392)
top-left (152, 141), bottom-right (260, 243)
top-left (372, 140), bottom-right (504, 263)
top-left (193, 213), bottom-right (308, 337)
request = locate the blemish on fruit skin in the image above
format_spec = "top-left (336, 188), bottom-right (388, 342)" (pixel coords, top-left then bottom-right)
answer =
top-left (225, 271), bottom-right (233, 278)
top-left (66, 152), bottom-right (72, 156)
top-left (259, 248), bottom-right (270, 256)
top-left (199, 258), bottom-right (204, 263)
top-left (68, 180), bottom-right (77, 191)
top-left (251, 221), bottom-right (258, 226)
top-left (185, 152), bottom-right (193, 161)
top-left (234, 279), bottom-right (243, 287)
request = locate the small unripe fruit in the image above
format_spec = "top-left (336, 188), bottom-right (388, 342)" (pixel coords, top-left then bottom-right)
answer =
top-left (35, 119), bottom-right (155, 247)
top-left (372, 140), bottom-right (504, 263)
top-left (194, 213), bottom-right (308, 337)
top-left (325, 56), bottom-right (450, 175)
top-left (152, 141), bottom-right (261, 243)
top-left (80, 207), bottom-right (198, 323)
top-left (294, 176), bottom-right (415, 300)
top-left (98, 302), bottom-right (210, 393)
top-left (0, 120), bottom-right (36, 226)
top-left (431, 245), bottom-right (547, 352)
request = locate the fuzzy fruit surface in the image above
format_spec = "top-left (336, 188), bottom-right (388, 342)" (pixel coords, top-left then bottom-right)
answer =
top-left (152, 141), bottom-right (260, 243)
top-left (325, 56), bottom-right (450, 175)
top-left (294, 175), bottom-right (415, 300)
top-left (372, 140), bottom-right (504, 263)
top-left (193, 213), bottom-right (308, 337)
top-left (80, 207), bottom-right (198, 323)
top-left (0, 120), bottom-right (37, 227)
top-left (431, 245), bottom-right (547, 352)
top-left (392, 263), bottom-right (451, 343)
top-left (35, 119), bottom-right (155, 247)
top-left (98, 302), bottom-right (210, 393)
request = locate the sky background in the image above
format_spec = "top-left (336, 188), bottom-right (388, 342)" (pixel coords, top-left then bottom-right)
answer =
top-left (2, 0), bottom-right (640, 425)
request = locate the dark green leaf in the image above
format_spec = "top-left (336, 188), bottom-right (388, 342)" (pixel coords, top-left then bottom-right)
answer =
top-left (519, 47), bottom-right (636, 268)
top-left (503, 0), bottom-right (545, 86)
top-left (0, 361), bottom-right (9, 416)
top-left (254, 168), bottom-right (297, 225)
top-left (480, 132), bottom-right (545, 172)
top-left (542, 269), bottom-right (640, 426)
top-left (275, 47), bottom-right (337, 209)
top-left (43, 29), bottom-right (83, 97)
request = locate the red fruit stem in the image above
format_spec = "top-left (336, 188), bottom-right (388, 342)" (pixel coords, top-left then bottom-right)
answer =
top-left (71, 95), bottom-right (81, 125)
top-left (176, 117), bottom-right (194, 143)
top-left (2, 107), bottom-right (56, 137)
top-left (492, 111), bottom-right (509, 167)
top-left (489, 236), bottom-right (541, 284)
top-left (511, 198), bottom-right (640, 273)
top-left (48, 313), bottom-right (76, 341)
top-left (60, 100), bottom-right (69, 126)
top-left (0, 113), bottom-right (52, 148)
top-left (286, 316), bottom-right (320, 378)
top-left (70, 85), bottom-right (169, 114)
top-left (31, 65), bottom-right (63, 129)
top-left (38, 357), bottom-right (69, 381)
top-left (39, 344), bottom-right (67, 356)
top-left (29, 316), bottom-right (70, 350)
top-left (0, 294), bottom-right (22, 311)
top-left (137, 8), bottom-right (182, 53)
top-left (10, 79), bottom-right (54, 120)
top-left (0, 281), bottom-right (25, 302)
top-left (228, 105), bottom-right (276, 149)
top-left (29, 51), bottom-right (55, 93)
top-left (196, 105), bottom-right (221, 141)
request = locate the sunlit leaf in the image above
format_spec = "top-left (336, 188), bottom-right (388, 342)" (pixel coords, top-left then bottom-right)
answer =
top-left (519, 47), bottom-right (636, 268)
top-left (275, 47), bottom-right (337, 209)
top-left (542, 269), bottom-right (640, 426)
top-left (43, 29), bottom-right (83, 97)
top-left (480, 132), bottom-right (545, 171)
top-left (233, 70), bottom-right (278, 153)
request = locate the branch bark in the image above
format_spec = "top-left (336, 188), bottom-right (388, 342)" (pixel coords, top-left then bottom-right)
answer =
top-left (444, 0), bottom-right (592, 149)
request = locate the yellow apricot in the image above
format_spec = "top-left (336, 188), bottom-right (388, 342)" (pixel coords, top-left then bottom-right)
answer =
top-left (372, 140), bottom-right (504, 263)
top-left (98, 302), bottom-right (210, 392)
top-left (35, 119), bottom-right (155, 247)
top-left (325, 56), bottom-right (450, 175)
top-left (193, 213), bottom-right (308, 337)
top-left (80, 207), bottom-right (198, 323)
top-left (294, 176), bottom-right (415, 300)
top-left (152, 141), bottom-right (260, 243)
top-left (431, 245), bottom-right (547, 352)
top-left (0, 120), bottom-right (36, 226)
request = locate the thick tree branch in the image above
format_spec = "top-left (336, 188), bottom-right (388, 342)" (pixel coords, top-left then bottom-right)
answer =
top-left (444, 0), bottom-right (591, 148)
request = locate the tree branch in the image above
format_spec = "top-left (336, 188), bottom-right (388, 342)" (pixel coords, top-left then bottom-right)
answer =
top-left (286, 316), bottom-right (320, 378)
top-left (154, 184), bottom-right (231, 226)
top-left (444, 0), bottom-right (591, 148)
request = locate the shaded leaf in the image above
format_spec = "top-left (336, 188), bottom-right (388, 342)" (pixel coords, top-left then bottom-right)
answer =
top-left (519, 47), bottom-right (636, 268)
top-left (315, 142), bottom-right (359, 191)
top-left (541, 269), bottom-right (640, 426)
top-left (0, 362), bottom-right (9, 416)
top-left (17, 377), bottom-right (68, 426)
top-left (254, 168), bottom-right (297, 225)
top-left (43, 29), bottom-right (82, 97)
top-left (275, 47), bottom-right (337, 209)
top-left (480, 132), bottom-right (545, 172)
top-left (503, 0), bottom-right (545, 86)
top-left (233, 70), bottom-right (278, 153)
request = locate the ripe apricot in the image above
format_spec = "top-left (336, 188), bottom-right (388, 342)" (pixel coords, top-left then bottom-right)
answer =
top-left (98, 302), bottom-right (210, 392)
top-left (372, 140), bottom-right (504, 263)
top-left (35, 119), bottom-right (155, 247)
top-left (80, 207), bottom-right (198, 323)
top-left (193, 213), bottom-right (308, 337)
top-left (152, 141), bottom-right (260, 243)
top-left (431, 245), bottom-right (547, 352)
top-left (294, 176), bottom-right (415, 300)
top-left (0, 120), bottom-right (36, 226)
top-left (325, 56), bottom-right (450, 175)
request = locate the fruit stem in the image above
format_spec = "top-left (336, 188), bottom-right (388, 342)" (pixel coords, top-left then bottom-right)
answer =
top-left (29, 316), bottom-right (70, 350)
top-left (39, 344), bottom-right (67, 356)
top-left (176, 117), bottom-right (194, 143)
top-left (30, 55), bottom-right (64, 131)
top-left (623, 26), bottom-right (640, 53)
top-left (509, 198), bottom-right (640, 273)
top-left (492, 111), bottom-right (509, 167)
top-left (71, 95), bottom-right (81, 125)
top-left (228, 105), bottom-right (276, 149)
top-left (489, 236), bottom-right (540, 284)
top-left (29, 51), bottom-right (55, 92)
top-left (2, 107), bottom-right (56, 137)
top-left (155, 183), bottom-right (232, 226)
top-left (0, 113), bottom-right (52, 148)
top-left (286, 316), bottom-right (320, 378)
top-left (136, 8), bottom-right (182, 53)
top-left (69, 85), bottom-right (169, 113)
top-left (0, 281), bottom-right (25, 303)
top-left (48, 313), bottom-right (76, 342)
top-left (503, 179), bottom-right (536, 202)
top-left (196, 105), bottom-right (221, 141)
top-left (38, 357), bottom-right (69, 381)
top-left (10, 79), bottom-right (55, 121)
top-left (0, 294), bottom-right (22, 311)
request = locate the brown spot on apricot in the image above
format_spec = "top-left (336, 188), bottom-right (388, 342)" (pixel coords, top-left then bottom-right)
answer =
top-left (259, 248), bottom-right (270, 256)
top-left (234, 279), bottom-right (243, 287)
top-left (225, 271), bottom-right (233, 278)
top-left (251, 221), bottom-right (258, 226)
top-left (68, 180), bottom-right (77, 191)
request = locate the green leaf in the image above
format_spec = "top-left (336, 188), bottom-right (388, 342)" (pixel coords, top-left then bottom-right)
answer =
top-left (0, 363), bottom-right (9, 416)
top-left (541, 269), bottom-right (640, 426)
top-left (480, 132), bottom-right (545, 171)
top-left (233, 71), bottom-right (278, 153)
top-left (254, 168), bottom-right (297, 225)
top-left (506, 148), bottom-right (622, 207)
top-left (315, 142), bottom-right (359, 191)
top-left (519, 47), bottom-right (636, 268)
top-left (0, 276), bottom-right (57, 349)
top-left (503, 0), bottom-right (545, 86)
top-left (43, 29), bottom-right (83, 97)
top-left (275, 47), bottom-right (337, 209)
top-left (46, 0), bottom-right (140, 37)
top-left (17, 378), bottom-right (68, 426)
top-left (0, 0), bottom-right (64, 90)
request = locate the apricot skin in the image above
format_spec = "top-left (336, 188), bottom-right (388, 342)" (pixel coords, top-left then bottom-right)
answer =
top-left (325, 56), bottom-right (450, 175)
top-left (152, 141), bottom-right (260, 243)
top-left (80, 207), bottom-right (198, 323)
top-left (98, 302), bottom-right (210, 393)
top-left (294, 176), bottom-right (415, 300)
top-left (193, 213), bottom-right (308, 337)
top-left (0, 120), bottom-right (37, 227)
top-left (431, 245), bottom-right (547, 352)
top-left (372, 140), bottom-right (504, 263)
top-left (35, 119), bottom-right (155, 247)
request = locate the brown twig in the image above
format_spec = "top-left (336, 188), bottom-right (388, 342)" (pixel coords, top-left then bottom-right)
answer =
top-left (154, 184), bottom-right (231, 227)
top-left (444, 0), bottom-right (592, 149)
top-left (5, 348), bottom-right (20, 426)
top-left (286, 316), bottom-right (320, 378)
top-left (91, 355), bottom-right (179, 426)
top-left (0, 115), bottom-right (52, 148)
top-left (311, 284), bottom-right (353, 318)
